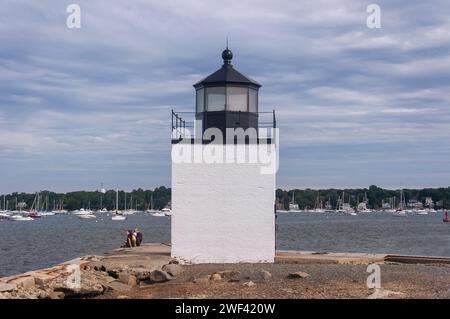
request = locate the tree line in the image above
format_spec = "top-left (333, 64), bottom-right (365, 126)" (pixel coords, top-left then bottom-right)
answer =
top-left (1, 185), bottom-right (450, 211)
top-left (276, 185), bottom-right (450, 210)
top-left (0, 187), bottom-right (171, 211)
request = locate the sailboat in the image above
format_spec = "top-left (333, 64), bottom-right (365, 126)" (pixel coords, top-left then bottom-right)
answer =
top-left (312, 192), bottom-right (325, 213)
top-left (288, 191), bottom-right (302, 213)
top-left (112, 190), bottom-right (126, 220)
top-left (393, 189), bottom-right (407, 217)
top-left (337, 191), bottom-right (357, 215)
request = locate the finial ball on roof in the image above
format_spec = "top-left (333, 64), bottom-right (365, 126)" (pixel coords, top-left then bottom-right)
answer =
top-left (222, 49), bottom-right (233, 64)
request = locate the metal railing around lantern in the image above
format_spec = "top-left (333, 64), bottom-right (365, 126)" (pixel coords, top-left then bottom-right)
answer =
top-left (171, 110), bottom-right (277, 144)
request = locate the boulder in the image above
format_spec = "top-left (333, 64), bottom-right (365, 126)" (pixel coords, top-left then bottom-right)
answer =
top-left (53, 272), bottom-right (105, 298)
top-left (162, 264), bottom-right (183, 276)
top-left (193, 276), bottom-right (210, 284)
top-left (11, 276), bottom-right (35, 289)
top-left (49, 291), bottom-right (65, 299)
top-left (149, 270), bottom-right (172, 283)
top-left (0, 283), bottom-right (16, 293)
top-left (106, 269), bottom-right (121, 279)
top-left (118, 272), bottom-right (137, 287)
top-left (169, 259), bottom-right (180, 265)
top-left (243, 281), bottom-right (256, 287)
top-left (130, 267), bottom-right (153, 281)
top-left (210, 273), bottom-right (222, 281)
top-left (89, 261), bottom-right (107, 272)
top-left (32, 273), bottom-right (56, 286)
top-left (288, 271), bottom-right (310, 279)
top-left (217, 270), bottom-right (241, 282)
top-left (254, 270), bottom-right (272, 282)
top-left (105, 281), bottom-right (132, 293)
top-left (0, 292), bottom-right (12, 299)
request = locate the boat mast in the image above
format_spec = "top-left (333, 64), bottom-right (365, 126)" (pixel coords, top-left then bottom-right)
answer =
top-left (116, 190), bottom-right (119, 211)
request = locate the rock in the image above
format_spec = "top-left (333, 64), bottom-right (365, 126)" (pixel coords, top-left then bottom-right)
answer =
top-left (243, 281), bottom-right (256, 287)
top-left (11, 276), bottom-right (35, 289)
top-left (129, 267), bottom-right (153, 281)
top-left (118, 272), bottom-right (137, 287)
top-left (368, 288), bottom-right (405, 299)
top-left (254, 270), bottom-right (272, 282)
top-left (53, 272), bottom-right (105, 298)
top-left (105, 281), bottom-right (132, 293)
top-left (162, 264), bottom-right (183, 276)
top-left (169, 259), bottom-right (180, 265)
top-left (117, 295), bottom-right (130, 299)
top-left (106, 269), bottom-right (121, 279)
top-left (49, 291), bottom-right (65, 299)
top-left (288, 271), bottom-right (310, 279)
top-left (193, 276), bottom-right (210, 284)
top-left (0, 292), bottom-right (12, 299)
top-left (149, 270), bottom-right (172, 283)
top-left (32, 273), bottom-right (56, 285)
top-left (217, 270), bottom-right (241, 282)
top-left (90, 262), bottom-right (107, 272)
top-left (0, 283), bottom-right (16, 293)
top-left (210, 273), bottom-right (222, 281)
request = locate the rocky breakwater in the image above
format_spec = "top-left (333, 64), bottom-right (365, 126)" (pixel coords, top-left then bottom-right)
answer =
top-left (0, 243), bottom-right (182, 299)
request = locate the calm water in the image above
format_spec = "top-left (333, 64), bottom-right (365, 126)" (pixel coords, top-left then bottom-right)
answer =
top-left (0, 212), bottom-right (449, 277)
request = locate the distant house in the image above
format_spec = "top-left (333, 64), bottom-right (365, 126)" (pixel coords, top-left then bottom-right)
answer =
top-left (425, 197), bottom-right (434, 208)
top-left (407, 199), bottom-right (423, 209)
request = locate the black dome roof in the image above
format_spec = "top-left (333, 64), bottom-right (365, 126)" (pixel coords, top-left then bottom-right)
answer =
top-left (194, 49), bottom-right (261, 89)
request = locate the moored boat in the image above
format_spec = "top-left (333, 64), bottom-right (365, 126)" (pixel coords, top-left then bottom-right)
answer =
top-left (10, 215), bottom-right (34, 221)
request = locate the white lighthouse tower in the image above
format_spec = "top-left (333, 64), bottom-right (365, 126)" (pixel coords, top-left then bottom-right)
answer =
top-left (171, 48), bottom-right (277, 263)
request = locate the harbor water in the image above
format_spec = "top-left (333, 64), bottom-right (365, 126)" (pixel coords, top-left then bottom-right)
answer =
top-left (0, 212), bottom-right (449, 277)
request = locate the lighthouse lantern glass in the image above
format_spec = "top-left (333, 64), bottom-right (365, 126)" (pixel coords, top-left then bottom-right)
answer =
top-left (205, 87), bottom-right (226, 111)
top-left (249, 88), bottom-right (258, 113)
top-left (196, 88), bottom-right (204, 112)
top-left (227, 86), bottom-right (248, 112)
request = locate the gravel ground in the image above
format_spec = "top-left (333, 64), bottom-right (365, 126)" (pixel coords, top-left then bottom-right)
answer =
top-left (101, 262), bottom-right (450, 299)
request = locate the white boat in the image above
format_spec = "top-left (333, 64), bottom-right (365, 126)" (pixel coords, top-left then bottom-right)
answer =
top-left (393, 210), bottom-right (407, 217)
top-left (161, 207), bottom-right (172, 216)
top-left (123, 210), bottom-right (137, 215)
top-left (276, 209), bottom-right (289, 214)
top-left (10, 215), bottom-right (34, 221)
top-left (112, 215), bottom-right (126, 221)
top-left (77, 214), bottom-right (96, 219)
top-left (40, 212), bottom-right (56, 216)
top-left (0, 212), bottom-right (11, 219)
top-left (96, 208), bottom-right (109, 214)
top-left (151, 212), bottom-right (166, 217)
top-left (73, 209), bottom-right (93, 215)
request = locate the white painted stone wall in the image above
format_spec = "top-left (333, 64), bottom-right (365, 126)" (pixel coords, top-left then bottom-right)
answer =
top-left (171, 144), bottom-right (276, 263)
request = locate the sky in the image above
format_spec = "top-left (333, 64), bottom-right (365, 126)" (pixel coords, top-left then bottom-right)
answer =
top-left (0, 0), bottom-right (450, 193)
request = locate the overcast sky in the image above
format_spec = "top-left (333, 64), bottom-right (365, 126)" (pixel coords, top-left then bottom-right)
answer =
top-left (1, 0), bottom-right (450, 193)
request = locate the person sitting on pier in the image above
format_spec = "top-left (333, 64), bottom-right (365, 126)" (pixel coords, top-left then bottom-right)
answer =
top-left (122, 230), bottom-right (135, 248)
top-left (135, 228), bottom-right (143, 246)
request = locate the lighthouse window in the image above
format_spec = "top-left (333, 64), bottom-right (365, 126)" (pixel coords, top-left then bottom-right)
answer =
top-left (249, 88), bottom-right (258, 113)
top-left (227, 87), bottom-right (248, 112)
top-left (196, 88), bottom-right (204, 112)
top-left (206, 87), bottom-right (226, 111)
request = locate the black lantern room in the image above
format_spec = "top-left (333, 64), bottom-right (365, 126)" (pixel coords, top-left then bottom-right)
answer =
top-left (193, 48), bottom-right (261, 141)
